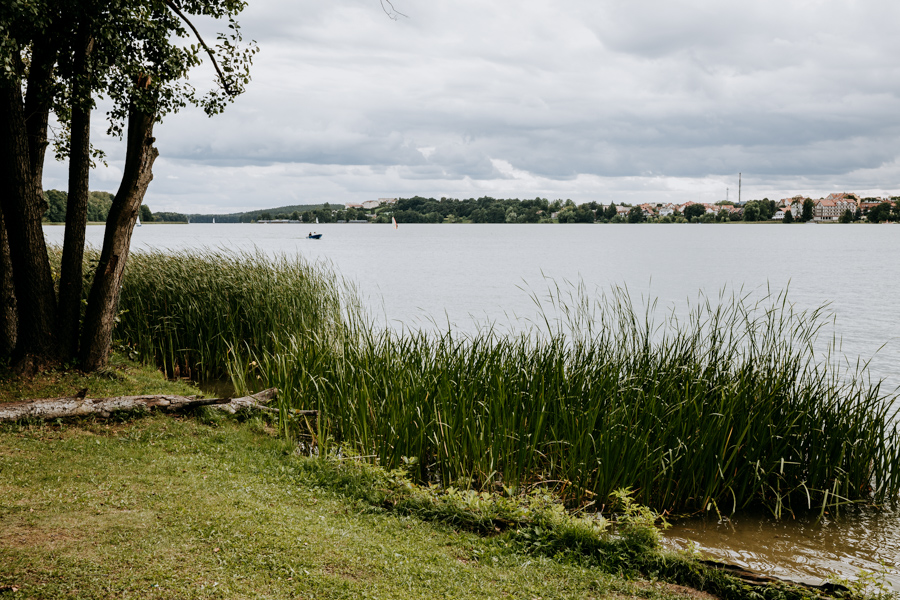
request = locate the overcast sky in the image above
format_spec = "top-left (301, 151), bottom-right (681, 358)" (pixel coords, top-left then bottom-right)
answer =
top-left (43, 0), bottom-right (900, 213)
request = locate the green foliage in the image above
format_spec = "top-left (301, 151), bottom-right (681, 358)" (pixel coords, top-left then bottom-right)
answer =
top-left (40, 189), bottom-right (115, 222)
top-left (743, 199), bottom-right (777, 221)
top-left (627, 206), bottom-right (645, 223)
top-left (87, 191), bottom-right (113, 221)
top-left (743, 204), bottom-right (760, 221)
top-left (784, 209), bottom-right (794, 223)
top-left (866, 202), bottom-right (893, 223)
top-left (43, 189), bottom-right (68, 222)
top-left (827, 566), bottom-right (899, 600)
top-left (683, 204), bottom-right (706, 221)
top-left (802, 199), bottom-right (815, 222)
top-left (139, 204), bottom-right (153, 222)
top-left (152, 211), bottom-right (188, 223)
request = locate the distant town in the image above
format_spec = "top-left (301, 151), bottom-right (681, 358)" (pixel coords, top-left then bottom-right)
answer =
top-left (41, 190), bottom-right (900, 225)
top-left (258, 192), bottom-right (899, 225)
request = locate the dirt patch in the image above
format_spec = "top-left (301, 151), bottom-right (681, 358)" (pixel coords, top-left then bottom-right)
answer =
top-left (0, 523), bottom-right (81, 551)
top-left (322, 561), bottom-right (369, 583)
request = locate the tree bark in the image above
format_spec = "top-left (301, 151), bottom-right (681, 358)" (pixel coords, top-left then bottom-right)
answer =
top-left (0, 54), bottom-right (59, 373)
top-left (80, 86), bottom-right (158, 371)
top-left (0, 388), bottom-right (278, 422)
top-left (57, 32), bottom-right (95, 361)
top-left (0, 211), bottom-right (17, 358)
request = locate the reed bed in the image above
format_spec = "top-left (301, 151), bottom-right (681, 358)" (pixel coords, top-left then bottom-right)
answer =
top-left (87, 247), bottom-right (899, 515)
top-left (112, 248), bottom-right (348, 381)
top-left (231, 285), bottom-right (900, 516)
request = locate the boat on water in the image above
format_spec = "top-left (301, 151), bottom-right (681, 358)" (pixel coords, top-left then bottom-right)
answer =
top-left (307, 233), bottom-right (322, 239)
top-left (136, 216), bottom-right (142, 227)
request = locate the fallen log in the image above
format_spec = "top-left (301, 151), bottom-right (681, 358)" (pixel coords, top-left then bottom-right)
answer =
top-left (0, 388), bottom-right (278, 422)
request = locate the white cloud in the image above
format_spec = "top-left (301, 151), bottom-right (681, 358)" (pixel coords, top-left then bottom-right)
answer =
top-left (41, 0), bottom-right (900, 212)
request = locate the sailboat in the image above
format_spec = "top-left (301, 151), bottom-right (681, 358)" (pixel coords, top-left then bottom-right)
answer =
top-left (392, 216), bottom-right (398, 229)
top-left (315, 216), bottom-right (319, 224)
top-left (136, 216), bottom-right (142, 227)
top-left (213, 217), bottom-right (216, 224)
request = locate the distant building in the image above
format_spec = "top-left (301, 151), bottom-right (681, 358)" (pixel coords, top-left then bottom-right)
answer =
top-left (824, 192), bottom-right (860, 206)
top-left (813, 197), bottom-right (857, 221)
top-left (658, 204), bottom-right (676, 217)
top-left (356, 198), bottom-right (398, 210)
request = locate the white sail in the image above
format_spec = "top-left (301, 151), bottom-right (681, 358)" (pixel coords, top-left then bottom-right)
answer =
top-left (392, 216), bottom-right (398, 229)
top-left (316, 217), bottom-right (319, 224)
top-left (136, 216), bottom-right (142, 227)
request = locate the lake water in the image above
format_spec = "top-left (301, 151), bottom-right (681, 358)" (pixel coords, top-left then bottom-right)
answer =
top-left (44, 222), bottom-right (900, 589)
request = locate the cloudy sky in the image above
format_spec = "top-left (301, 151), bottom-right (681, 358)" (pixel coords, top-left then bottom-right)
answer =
top-left (43, 0), bottom-right (900, 213)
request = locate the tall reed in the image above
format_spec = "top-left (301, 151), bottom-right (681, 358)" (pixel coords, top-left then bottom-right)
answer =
top-left (70, 245), bottom-right (898, 515)
top-left (112, 248), bottom-right (347, 381)
top-left (232, 284), bottom-right (900, 516)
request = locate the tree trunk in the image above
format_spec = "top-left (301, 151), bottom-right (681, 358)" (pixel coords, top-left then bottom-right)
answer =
top-left (57, 32), bottom-right (95, 361)
top-left (0, 64), bottom-right (59, 373)
top-left (80, 89), bottom-right (158, 371)
top-left (0, 211), bottom-right (17, 358)
top-left (0, 388), bottom-right (278, 422)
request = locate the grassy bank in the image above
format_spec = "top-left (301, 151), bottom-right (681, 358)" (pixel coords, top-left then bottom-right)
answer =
top-left (0, 352), bottom-right (199, 401)
top-left (101, 250), bottom-right (900, 516)
top-left (2, 415), bottom-right (627, 599)
top-left (0, 395), bottom-right (856, 600)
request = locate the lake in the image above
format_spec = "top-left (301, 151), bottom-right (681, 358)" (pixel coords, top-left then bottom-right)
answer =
top-left (43, 221), bottom-right (900, 589)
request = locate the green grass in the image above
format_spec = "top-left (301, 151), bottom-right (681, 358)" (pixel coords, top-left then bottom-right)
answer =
top-left (0, 413), bottom-right (720, 600)
top-left (0, 352), bottom-right (199, 402)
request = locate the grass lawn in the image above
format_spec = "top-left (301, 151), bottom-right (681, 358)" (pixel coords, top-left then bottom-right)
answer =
top-left (0, 413), bottom-right (715, 600)
top-left (0, 358), bottom-right (707, 600)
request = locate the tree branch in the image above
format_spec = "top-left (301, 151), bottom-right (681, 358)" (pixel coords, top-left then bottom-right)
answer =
top-left (380, 0), bottom-right (408, 20)
top-left (162, 0), bottom-right (235, 96)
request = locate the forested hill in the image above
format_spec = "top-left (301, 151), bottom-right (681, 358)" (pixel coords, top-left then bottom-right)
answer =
top-left (43, 190), bottom-right (116, 222)
top-left (41, 190), bottom-right (325, 223)
top-left (181, 204), bottom-right (326, 223)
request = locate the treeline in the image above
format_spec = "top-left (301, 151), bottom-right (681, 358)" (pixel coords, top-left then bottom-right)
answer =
top-left (188, 204), bottom-right (326, 223)
top-left (387, 197), bottom-right (565, 224)
top-left (386, 196), bottom-right (772, 224)
top-left (381, 196), bottom-right (900, 224)
top-left (41, 193), bottom-right (326, 224)
top-left (43, 190), bottom-right (117, 223)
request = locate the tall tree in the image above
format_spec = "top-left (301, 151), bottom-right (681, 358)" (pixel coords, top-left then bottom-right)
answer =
top-left (0, 0), bottom-right (256, 373)
top-left (0, 6), bottom-right (61, 372)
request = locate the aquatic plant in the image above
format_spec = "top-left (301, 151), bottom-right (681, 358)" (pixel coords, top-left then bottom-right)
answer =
top-left (112, 248), bottom-right (348, 381)
top-left (231, 283), bottom-right (900, 515)
top-left (75, 246), bottom-right (898, 515)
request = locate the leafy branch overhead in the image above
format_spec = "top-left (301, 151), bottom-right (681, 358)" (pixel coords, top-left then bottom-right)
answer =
top-left (100, 0), bottom-right (259, 139)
